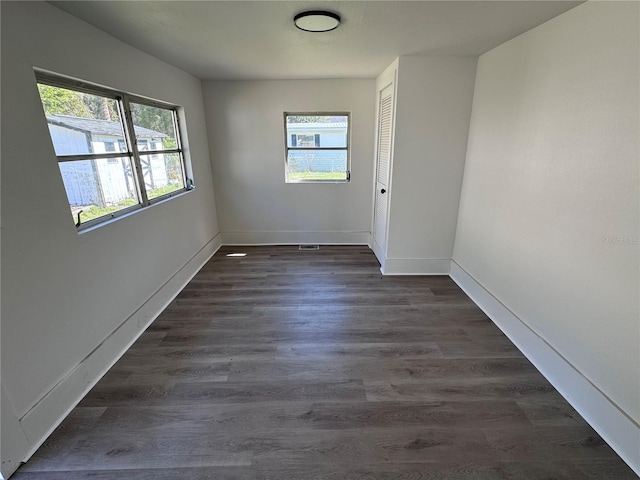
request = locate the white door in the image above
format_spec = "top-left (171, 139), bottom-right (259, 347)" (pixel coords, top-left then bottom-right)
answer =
top-left (372, 83), bottom-right (394, 259)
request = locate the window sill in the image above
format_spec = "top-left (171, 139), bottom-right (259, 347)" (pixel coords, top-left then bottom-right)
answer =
top-left (77, 187), bottom-right (194, 234)
top-left (286, 180), bottom-right (350, 184)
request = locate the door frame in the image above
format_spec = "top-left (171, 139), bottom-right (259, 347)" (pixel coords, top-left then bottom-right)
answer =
top-left (370, 60), bottom-right (398, 271)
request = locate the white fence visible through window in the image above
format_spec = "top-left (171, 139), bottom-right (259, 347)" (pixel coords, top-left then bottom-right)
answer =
top-left (284, 113), bottom-right (350, 183)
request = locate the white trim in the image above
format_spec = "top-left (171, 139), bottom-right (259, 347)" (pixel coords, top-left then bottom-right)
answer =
top-left (371, 59), bottom-right (399, 269)
top-left (382, 258), bottom-right (450, 275)
top-left (1, 385), bottom-right (30, 479)
top-left (6, 244), bottom-right (637, 477)
top-left (14, 233), bottom-right (222, 472)
top-left (449, 260), bottom-right (640, 477)
top-left (371, 240), bottom-right (386, 273)
top-left (221, 231), bottom-right (370, 246)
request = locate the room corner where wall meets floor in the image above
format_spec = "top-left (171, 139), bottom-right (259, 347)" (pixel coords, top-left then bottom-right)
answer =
top-left (2, 0), bottom-right (638, 478)
top-left (1, 2), bottom-right (222, 478)
top-left (7, 246), bottom-right (638, 479)
top-left (451, 1), bottom-right (639, 475)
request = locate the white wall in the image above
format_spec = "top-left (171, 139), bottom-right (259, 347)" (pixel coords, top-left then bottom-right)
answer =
top-left (453, 1), bottom-right (639, 472)
top-left (383, 56), bottom-right (477, 274)
top-left (202, 79), bottom-right (375, 245)
top-left (1, 2), bottom-right (220, 476)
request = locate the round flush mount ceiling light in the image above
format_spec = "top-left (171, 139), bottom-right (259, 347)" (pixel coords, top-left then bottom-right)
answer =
top-left (294, 10), bottom-right (341, 32)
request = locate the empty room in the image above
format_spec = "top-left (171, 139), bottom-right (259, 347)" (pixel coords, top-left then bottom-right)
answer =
top-left (1, 1), bottom-right (638, 479)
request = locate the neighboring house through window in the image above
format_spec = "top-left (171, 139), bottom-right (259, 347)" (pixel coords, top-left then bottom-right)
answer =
top-left (291, 134), bottom-right (320, 147)
top-left (35, 70), bottom-right (192, 229)
top-left (284, 113), bottom-right (350, 182)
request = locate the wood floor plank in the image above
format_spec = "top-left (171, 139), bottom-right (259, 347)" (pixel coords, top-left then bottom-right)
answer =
top-left (32, 400), bottom-right (530, 449)
top-left (158, 328), bottom-right (472, 346)
top-left (226, 357), bottom-right (539, 382)
top-left (484, 425), bottom-right (624, 462)
top-left (436, 340), bottom-right (523, 358)
top-left (364, 376), bottom-right (559, 402)
top-left (12, 246), bottom-right (635, 479)
top-left (79, 379), bottom-right (366, 407)
top-left (514, 398), bottom-right (589, 427)
top-left (276, 342), bottom-right (445, 360)
top-left (283, 400), bottom-right (532, 430)
top-left (7, 469), bottom-right (250, 480)
top-left (9, 462), bottom-right (604, 480)
top-left (241, 426), bottom-right (498, 465)
top-left (118, 344), bottom-right (278, 362)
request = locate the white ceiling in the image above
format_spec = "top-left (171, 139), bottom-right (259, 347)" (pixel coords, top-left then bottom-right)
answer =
top-left (50, 1), bottom-right (582, 80)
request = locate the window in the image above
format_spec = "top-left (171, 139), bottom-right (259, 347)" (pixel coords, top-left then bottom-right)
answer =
top-left (291, 134), bottom-right (320, 147)
top-left (284, 113), bottom-right (350, 182)
top-left (35, 71), bottom-right (192, 230)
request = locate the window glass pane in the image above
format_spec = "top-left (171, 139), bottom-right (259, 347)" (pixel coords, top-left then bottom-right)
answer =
top-left (35, 73), bottom-right (192, 229)
top-left (286, 115), bottom-right (348, 148)
top-left (140, 153), bottom-right (185, 200)
top-left (296, 135), bottom-right (316, 147)
top-left (37, 84), bottom-right (124, 156)
top-left (287, 150), bottom-right (347, 182)
top-left (60, 157), bottom-right (139, 225)
top-left (130, 103), bottom-right (178, 151)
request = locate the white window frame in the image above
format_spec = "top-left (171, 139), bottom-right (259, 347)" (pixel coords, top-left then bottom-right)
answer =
top-left (35, 70), bottom-right (193, 231)
top-left (284, 112), bottom-right (351, 183)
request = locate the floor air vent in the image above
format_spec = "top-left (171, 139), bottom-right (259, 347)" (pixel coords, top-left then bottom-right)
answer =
top-left (299, 244), bottom-right (320, 250)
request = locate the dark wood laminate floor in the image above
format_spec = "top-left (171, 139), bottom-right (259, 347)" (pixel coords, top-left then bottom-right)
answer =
top-left (13, 246), bottom-right (637, 479)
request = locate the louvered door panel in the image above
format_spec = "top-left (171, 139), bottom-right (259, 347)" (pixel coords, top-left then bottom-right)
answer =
top-left (376, 89), bottom-right (393, 187)
top-left (373, 83), bottom-right (394, 252)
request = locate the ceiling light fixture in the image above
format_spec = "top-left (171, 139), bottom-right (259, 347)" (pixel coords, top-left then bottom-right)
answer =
top-left (294, 10), bottom-right (341, 32)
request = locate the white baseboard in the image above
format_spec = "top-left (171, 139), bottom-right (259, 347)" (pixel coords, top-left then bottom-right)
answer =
top-left (382, 257), bottom-right (451, 275)
top-left (370, 240), bottom-right (385, 271)
top-left (221, 230), bottom-right (370, 246)
top-left (1, 385), bottom-right (30, 479)
top-left (450, 260), bottom-right (640, 476)
top-left (9, 233), bottom-right (222, 478)
top-left (9, 244), bottom-right (636, 477)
